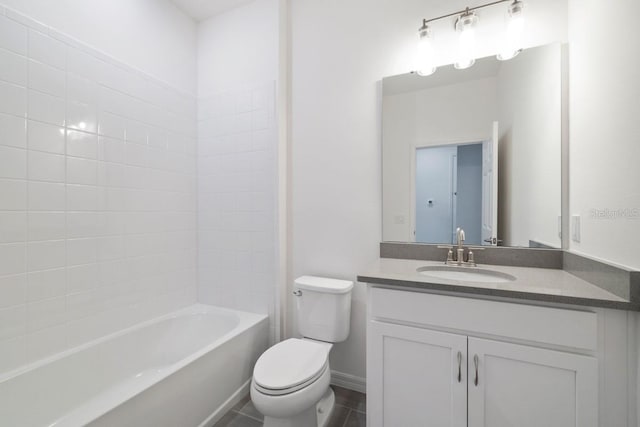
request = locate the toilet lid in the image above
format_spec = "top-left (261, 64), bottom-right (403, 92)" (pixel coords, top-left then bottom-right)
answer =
top-left (253, 338), bottom-right (329, 391)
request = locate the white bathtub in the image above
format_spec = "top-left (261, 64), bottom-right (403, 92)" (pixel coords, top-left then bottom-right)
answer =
top-left (0, 304), bottom-right (269, 427)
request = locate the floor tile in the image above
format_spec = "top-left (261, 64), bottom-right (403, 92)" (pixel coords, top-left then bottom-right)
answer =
top-left (333, 386), bottom-right (367, 413)
top-left (236, 399), bottom-right (264, 421)
top-left (213, 410), bottom-right (262, 427)
top-left (217, 386), bottom-right (367, 426)
top-left (326, 403), bottom-right (351, 427)
top-left (231, 393), bottom-right (251, 412)
top-left (344, 410), bottom-right (366, 427)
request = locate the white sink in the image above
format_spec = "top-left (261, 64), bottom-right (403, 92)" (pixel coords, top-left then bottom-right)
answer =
top-left (417, 266), bottom-right (516, 283)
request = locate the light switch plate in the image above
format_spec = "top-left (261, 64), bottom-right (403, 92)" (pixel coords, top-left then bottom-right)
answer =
top-left (571, 215), bottom-right (581, 242)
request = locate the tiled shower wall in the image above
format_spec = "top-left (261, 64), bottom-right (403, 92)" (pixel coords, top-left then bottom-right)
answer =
top-left (0, 7), bottom-right (197, 374)
top-left (197, 84), bottom-right (277, 340)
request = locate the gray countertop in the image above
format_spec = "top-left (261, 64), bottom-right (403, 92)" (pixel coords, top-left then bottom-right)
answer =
top-left (358, 258), bottom-right (640, 311)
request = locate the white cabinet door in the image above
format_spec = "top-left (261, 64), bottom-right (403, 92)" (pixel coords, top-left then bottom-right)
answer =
top-left (367, 321), bottom-right (467, 427)
top-left (468, 337), bottom-right (598, 427)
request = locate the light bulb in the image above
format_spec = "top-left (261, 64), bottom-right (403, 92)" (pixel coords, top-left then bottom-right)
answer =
top-left (416, 24), bottom-right (437, 76)
top-left (497, 1), bottom-right (525, 61)
top-left (454, 11), bottom-right (478, 70)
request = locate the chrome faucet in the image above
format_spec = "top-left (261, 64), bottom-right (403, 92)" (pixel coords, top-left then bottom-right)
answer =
top-left (438, 227), bottom-right (483, 266)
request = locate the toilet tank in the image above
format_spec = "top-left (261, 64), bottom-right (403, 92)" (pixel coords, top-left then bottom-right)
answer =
top-left (294, 276), bottom-right (353, 343)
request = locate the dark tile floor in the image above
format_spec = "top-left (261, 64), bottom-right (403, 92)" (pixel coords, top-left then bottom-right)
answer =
top-left (214, 385), bottom-right (366, 427)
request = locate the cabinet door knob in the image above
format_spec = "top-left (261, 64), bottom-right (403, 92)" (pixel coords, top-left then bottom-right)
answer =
top-left (457, 351), bottom-right (462, 383)
top-left (473, 354), bottom-right (479, 386)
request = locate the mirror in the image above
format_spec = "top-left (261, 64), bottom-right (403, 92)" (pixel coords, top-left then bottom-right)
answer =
top-left (382, 43), bottom-right (563, 248)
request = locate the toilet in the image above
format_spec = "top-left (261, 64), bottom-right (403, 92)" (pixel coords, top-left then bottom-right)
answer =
top-left (251, 276), bottom-right (354, 427)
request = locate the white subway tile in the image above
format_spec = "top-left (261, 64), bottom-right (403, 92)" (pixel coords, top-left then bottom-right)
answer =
top-left (66, 49), bottom-right (103, 81)
top-left (98, 112), bottom-right (125, 140)
top-left (0, 146), bottom-right (26, 179)
top-left (67, 157), bottom-right (97, 185)
top-left (0, 48), bottom-right (27, 86)
top-left (28, 150), bottom-right (65, 182)
top-left (67, 100), bottom-right (97, 133)
top-left (147, 127), bottom-right (167, 149)
top-left (27, 296), bottom-right (66, 332)
top-left (4, 8), bottom-right (47, 33)
top-left (67, 237), bottom-right (98, 267)
top-left (67, 73), bottom-right (98, 105)
top-left (26, 323), bottom-right (67, 362)
top-left (27, 212), bottom-right (65, 241)
top-left (27, 240), bottom-right (65, 271)
top-left (0, 179), bottom-right (27, 210)
top-left (0, 14), bottom-right (28, 55)
top-left (0, 113), bottom-right (26, 149)
top-left (27, 268), bottom-right (66, 301)
top-left (67, 130), bottom-right (98, 159)
top-left (67, 263), bottom-right (98, 294)
top-left (0, 335), bottom-right (26, 374)
top-left (125, 141), bottom-right (148, 167)
top-left (66, 212), bottom-right (101, 238)
top-left (27, 120), bottom-right (65, 154)
top-left (0, 305), bottom-right (26, 340)
top-left (27, 90), bottom-right (65, 126)
top-left (0, 211), bottom-right (26, 243)
top-left (98, 137), bottom-right (124, 163)
top-left (97, 235), bottom-right (124, 261)
top-left (66, 184), bottom-right (99, 211)
top-left (0, 243), bottom-right (26, 276)
top-left (0, 274), bottom-right (27, 308)
top-left (28, 29), bottom-right (66, 70)
top-left (28, 60), bottom-right (65, 97)
top-left (0, 81), bottom-right (27, 116)
top-left (28, 181), bottom-right (65, 211)
top-left (125, 120), bottom-right (147, 144)
top-left (98, 162), bottom-right (125, 188)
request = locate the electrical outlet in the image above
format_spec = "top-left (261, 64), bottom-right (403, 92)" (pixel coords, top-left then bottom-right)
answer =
top-left (571, 215), bottom-right (581, 242)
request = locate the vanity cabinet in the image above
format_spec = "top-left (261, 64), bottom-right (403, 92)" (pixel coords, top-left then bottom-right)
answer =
top-left (367, 286), bottom-right (600, 427)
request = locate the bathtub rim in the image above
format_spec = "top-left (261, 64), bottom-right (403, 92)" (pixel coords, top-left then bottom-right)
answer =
top-left (0, 304), bottom-right (266, 384)
top-left (1, 303), bottom-right (268, 427)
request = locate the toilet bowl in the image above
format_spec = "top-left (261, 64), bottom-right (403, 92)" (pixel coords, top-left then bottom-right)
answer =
top-left (251, 339), bottom-right (334, 427)
top-left (250, 276), bottom-right (353, 427)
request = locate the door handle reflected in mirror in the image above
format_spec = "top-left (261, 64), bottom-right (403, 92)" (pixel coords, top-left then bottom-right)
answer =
top-left (457, 351), bottom-right (462, 383)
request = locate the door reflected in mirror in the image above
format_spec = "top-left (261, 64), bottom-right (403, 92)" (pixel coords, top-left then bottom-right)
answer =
top-left (383, 43), bottom-right (563, 248)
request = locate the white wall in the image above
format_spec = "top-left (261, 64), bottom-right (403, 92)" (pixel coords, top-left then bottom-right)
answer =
top-left (0, 6), bottom-right (197, 375)
top-left (197, 0), bottom-right (278, 97)
top-left (497, 43), bottom-right (562, 248)
top-left (0, 0), bottom-right (197, 94)
top-left (567, 0), bottom-right (640, 270)
top-left (196, 0), bottom-right (280, 342)
top-left (291, 0), bottom-right (568, 384)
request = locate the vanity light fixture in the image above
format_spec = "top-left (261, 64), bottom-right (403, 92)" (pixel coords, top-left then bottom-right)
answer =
top-left (497, 0), bottom-right (525, 61)
top-left (454, 8), bottom-right (478, 70)
top-left (416, 0), bottom-right (525, 74)
top-left (416, 22), bottom-right (437, 76)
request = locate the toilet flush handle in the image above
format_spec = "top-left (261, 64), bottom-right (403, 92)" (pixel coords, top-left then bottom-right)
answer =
top-left (293, 290), bottom-right (302, 296)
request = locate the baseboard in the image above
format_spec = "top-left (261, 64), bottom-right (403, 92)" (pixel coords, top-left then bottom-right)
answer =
top-left (330, 370), bottom-right (366, 394)
top-left (199, 379), bottom-right (251, 427)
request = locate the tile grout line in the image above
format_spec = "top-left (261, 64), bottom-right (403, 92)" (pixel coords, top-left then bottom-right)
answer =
top-left (235, 409), bottom-right (263, 423)
top-left (341, 408), bottom-right (353, 427)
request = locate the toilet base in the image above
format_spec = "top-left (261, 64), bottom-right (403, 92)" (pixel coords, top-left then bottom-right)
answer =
top-left (263, 387), bottom-right (335, 427)
top-left (317, 387), bottom-right (335, 427)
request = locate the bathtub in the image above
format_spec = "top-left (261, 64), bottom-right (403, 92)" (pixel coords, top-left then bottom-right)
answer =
top-left (0, 304), bottom-right (269, 427)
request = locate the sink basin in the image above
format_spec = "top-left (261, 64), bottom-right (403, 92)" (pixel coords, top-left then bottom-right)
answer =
top-left (417, 266), bottom-right (517, 283)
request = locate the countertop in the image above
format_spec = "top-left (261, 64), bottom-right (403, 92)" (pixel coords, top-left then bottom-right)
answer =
top-left (357, 258), bottom-right (640, 311)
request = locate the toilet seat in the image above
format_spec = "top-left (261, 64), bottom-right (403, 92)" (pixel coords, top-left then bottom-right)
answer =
top-left (253, 338), bottom-right (330, 396)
